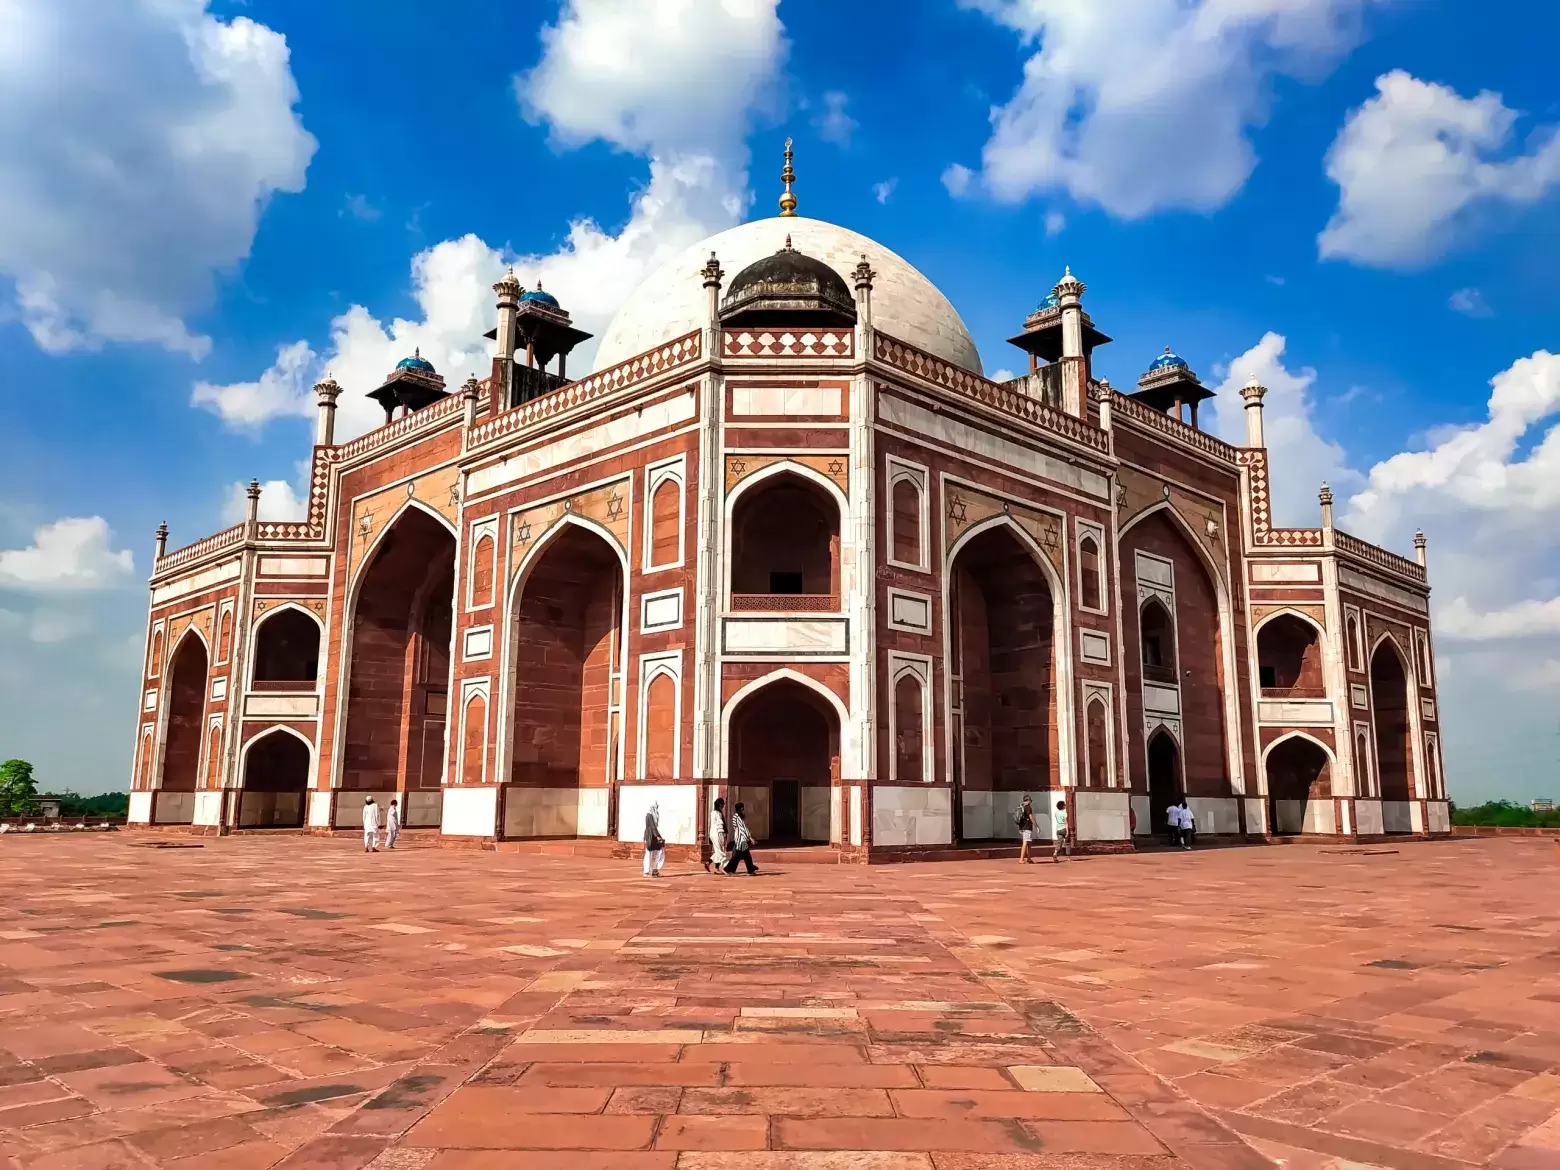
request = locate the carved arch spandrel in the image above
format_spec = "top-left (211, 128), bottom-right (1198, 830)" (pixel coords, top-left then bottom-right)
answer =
top-left (347, 465), bottom-right (463, 583)
top-left (942, 485), bottom-right (1064, 580)
top-left (725, 453), bottom-right (848, 497)
top-left (1116, 467), bottom-right (1230, 590)
top-left (510, 478), bottom-right (633, 566)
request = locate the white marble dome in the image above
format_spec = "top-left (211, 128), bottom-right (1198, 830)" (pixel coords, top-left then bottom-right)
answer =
top-left (592, 216), bottom-right (983, 375)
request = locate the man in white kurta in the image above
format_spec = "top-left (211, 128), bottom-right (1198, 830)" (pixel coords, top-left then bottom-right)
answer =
top-left (363, 797), bottom-right (380, 853)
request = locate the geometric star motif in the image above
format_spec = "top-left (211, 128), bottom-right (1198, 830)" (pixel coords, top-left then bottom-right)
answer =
top-left (729, 459), bottom-right (747, 477)
top-left (947, 494), bottom-right (968, 523)
top-left (605, 490), bottom-right (624, 521)
top-left (826, 459), bottom-right (845, 478)
top-left (515, 519), bottom-right (532, 546)
top-left (358, 511), bottom-right (374, 537)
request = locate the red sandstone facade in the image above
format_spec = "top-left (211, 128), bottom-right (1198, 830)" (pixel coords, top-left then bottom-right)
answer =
top-left (129, 210), bottom-right (1450, 854)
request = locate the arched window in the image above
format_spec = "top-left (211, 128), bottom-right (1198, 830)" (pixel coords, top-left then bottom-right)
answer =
top-left (730, 472), bottom-right (840, 609)
top-left (1418, 635), bottom-right (1432, 687)
top-left (1346, 614), bottom-right (1363, 672)
top-left (252, 608), bottom-right (321, 685)
top-left (205, 724), bottom-right (223, 789)
top-left (469, 534), bottom-right (494, 608)
top-left (217, 609), bottom-right (232, 663)
top-left (1079, 535), bottom-right (1102, 611)
top-left (462, 693), bottom-right (487, 784)
top-left (1257, 614), bottom-right (1324, 698)
top-left (1140, 600), bottom-right (1175, 681)
top-left (1355, 730), bottom-right (1372, 796)
top-left (650, 478), bottom-right (681, 567)
top-left (891, 478), bottom-right (921, 566)
top-left (643, 671), bottom-right (677, 777)
top-left (1086, 698), bottom-right (1109, 787)
top-left (148, 627), bottom-right (163, 678)
top-left (894, 672), bottom-right (924, 781)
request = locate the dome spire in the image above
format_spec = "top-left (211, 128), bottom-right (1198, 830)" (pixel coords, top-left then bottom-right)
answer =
top-left (779, 137), bottom-right (798, 218)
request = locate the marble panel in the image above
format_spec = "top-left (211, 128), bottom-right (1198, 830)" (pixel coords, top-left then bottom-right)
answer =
top-left (801, 785), bottom-right (831, 842)
top-left (193, 791), bottom-right (224, 827)
top-left (1354, 798), bottom-right (1383, 836)
top-left (1381, 800), bottom-right (1413, 834)
top-left (618, 784), bottom-right (698, 846)
top-left (873, 785), bottom-right (953, 847)
top-left (244, 693), bottom-right (319, 719)
top-left (1257, 699), bottom-right (1334, 725)
top-left (441, 786), bottom-right (498, 836)
top-left (722, 617), bottom-right (848, 656)
top-left (128, 790), bottom-right (153, 824)
top-left (1074, 790), bottom-right (1130, 841)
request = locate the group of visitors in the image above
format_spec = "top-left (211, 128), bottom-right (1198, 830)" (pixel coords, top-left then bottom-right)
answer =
top-left (1166, 797), bottom-right (1197, 849)
top-left (360, 796), bottom-right (400, 852)
top-left (641, 796), bottom-right (760, 878)
top-left (1015, 794), bottom-right (1071, 864)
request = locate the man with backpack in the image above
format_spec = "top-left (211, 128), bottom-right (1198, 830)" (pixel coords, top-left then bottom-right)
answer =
top-left (1015, 795), bottom-right (1036, 864)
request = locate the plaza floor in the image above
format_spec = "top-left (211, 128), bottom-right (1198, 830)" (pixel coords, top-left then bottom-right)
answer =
top-left (0, 835), bottom-right (1555, 1170)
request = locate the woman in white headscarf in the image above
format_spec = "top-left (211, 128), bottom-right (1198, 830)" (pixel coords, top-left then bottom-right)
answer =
top-left (643, 801), bottom-right (666, 878)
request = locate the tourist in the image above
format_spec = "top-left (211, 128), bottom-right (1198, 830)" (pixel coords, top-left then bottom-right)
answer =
top-left (1165, 799), bottom-right (1183, 848)
top-left (362, 796), bottom-right (379, 853)
top-left (1052, 797), bottom-right (1071, 862)
top-left (1015, 795), bottom-right (1036, 864)
top-left (1180, 799), bottom-right (1196, 850)
top-left (706, 796), bottom-right (729, 874)
top-left (643, 801), bottom-right (666, 878)
top-left (385, 797), bottom-right (401, 850)
top-left (724, 802), bottom-right (759, 875)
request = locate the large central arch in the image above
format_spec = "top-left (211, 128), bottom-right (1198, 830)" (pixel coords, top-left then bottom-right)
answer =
top-left (944, 516), bottom-right (1065, 842)
top-left (340, 503), bottom-right (457, 820)
top-left (238, 728), bottom-right (312, 828)
top-left (500, 517), bottom-right (626, 837)
top-left (724, 675), bottom-right (840, 845)
top-left (160, 630), bottom-right (208, 794)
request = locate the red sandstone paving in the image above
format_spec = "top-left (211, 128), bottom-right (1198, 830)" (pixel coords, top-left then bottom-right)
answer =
top-left (0, 838), bottom-right (1554, 1169)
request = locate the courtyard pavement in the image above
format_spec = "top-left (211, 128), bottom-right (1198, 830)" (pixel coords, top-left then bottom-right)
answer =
top-left (0, 834), bottom-right (1555, 1170)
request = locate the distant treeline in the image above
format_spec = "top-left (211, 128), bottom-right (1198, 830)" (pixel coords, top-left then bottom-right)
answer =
top-left (53, 793), bottom-right (130, 818)
top-left (1450, 800), bottom-right (1560, 829)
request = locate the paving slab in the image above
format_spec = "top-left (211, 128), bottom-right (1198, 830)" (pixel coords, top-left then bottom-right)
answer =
top-left (0, 833), bottom-right (1551, 1169)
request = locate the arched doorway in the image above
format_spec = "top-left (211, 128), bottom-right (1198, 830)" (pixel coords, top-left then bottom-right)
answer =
top-left (1371, 639), bottom-right (1414, 830)
top-left (506, 523), bottom-right (623, 836)
top-left (239, 730), bottom-right (311, 828)
top-left (1120, 510), bottom-right (1232, 812)
top-left (730, 471), bottom-right (841, 610)
top-left (343, 506), bottom-right (456, 826)
top-left (1257, 614), bottom-right (1325, 697)
top-left (1147, 730), bottom-right (1181, 836)
top-left (1267, 735), bottom-right (1332, 835)
top-left (158, 634), bottom-right (208, 823)
top-left (728, 678), bottom-right (839, 844)
top-left (948, 522), bottom-right (1056, 841)
top-left (252, 607), bottom-right (321, 686)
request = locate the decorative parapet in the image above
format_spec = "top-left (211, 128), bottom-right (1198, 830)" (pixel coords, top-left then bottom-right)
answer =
top-left (254, 522), bottom-right (313, 542)
top-left (470, 331), bottom-right (702, 449)
top-left (1107, 386), bottom-right (1238, 463)
top-left (722, 329), bottom-right (852, 358)
top-left (1264, 528), bottom-right (1325, 548)
top-left (1235, 448), bottom-right (1324, 548)
top-left (155, 524), bottom-right (245, 574)
top-left (873, 334), bottom-right (1109, 455)
top-left (1335, 529), bottom-right (1427, 585)
top-left (334, 391), bottom-right (464, 463)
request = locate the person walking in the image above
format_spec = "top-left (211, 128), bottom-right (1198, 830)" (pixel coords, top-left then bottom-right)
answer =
top-left (723, 802), bottom-right (759, 875)
top-left (362, 796), bottom-right (379, 853)
top-left (643, 801), bottom-right (666, 878)
top-left (1015, 795), bottom-right (1036, 864)
top-left (1165, 799), bottom-right (1183, 848)
top-left (385, 797), bottom-right (401, 850)
top-left (706, 796), bottom-right (729, 874)
top-left (1179, 798), bottom-right (1196, 850)
top-left (1052, 797), bottom-right (1072, 862)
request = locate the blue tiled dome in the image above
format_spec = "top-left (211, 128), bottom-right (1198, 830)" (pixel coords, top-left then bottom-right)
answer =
top-left (1040, 291), bottom-right (1060, 310)
top-left (521, 283), bottom-right (560, 308)
top-left (1148, 347), bottom-right (1188, 372)
top-left (396, 348), bottom-right (435, 373)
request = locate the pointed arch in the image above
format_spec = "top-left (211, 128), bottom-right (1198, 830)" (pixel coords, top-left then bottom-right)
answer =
top-left (158, 627), bottom-right (209, 794)
top-left (237, 726), bottom-right (313, 828)
top-left (719, 666), bottom-right (850, 768)
top-left (497, 512), bottom-right (628, 797)
top-left (348, 497), bottom-right (459, 601)
top-left (942, 512), bottom-right (1075, 839)
top-left (1369, 632), bottom-right (1416, 809)
top-left (720, 668), bottom-right (844, 845)
top-left (1119, 500), bottom-right (1243, 798)
top-left (1264, 730), bottom-right (1334, 835)
top-left (249, 602), bottom-right (324, 687)
top-left (1260, 729), bottom-right (1337, 769)
top-left (725, 461), bottom-right (846, 607)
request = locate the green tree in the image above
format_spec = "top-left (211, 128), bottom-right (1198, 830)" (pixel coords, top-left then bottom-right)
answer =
top-left (0, 759), bottom-right (39, 818)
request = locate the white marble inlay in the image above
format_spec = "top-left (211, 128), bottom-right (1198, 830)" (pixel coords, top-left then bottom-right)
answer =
top-left (1252, 561), bottom-right (1320, 583)
top-left (464, 626), bottom-right (493, 660)
top-left (257, 555), bottom-right (329, 577)
top-left (243, 693), bottom-right (319, 719)
top-left (1142, 682), bottom-right (1180, 715)
top-left (642, 588), bottom-right (683, 632)
top-left (1257, 699), bottom-right (1334, 726)
top-left (731, 385), bottom-right (842, 416)
top-left (722, 617), bottom-right (848, 656)
top-left (887, 589), bottom-right (932, 633)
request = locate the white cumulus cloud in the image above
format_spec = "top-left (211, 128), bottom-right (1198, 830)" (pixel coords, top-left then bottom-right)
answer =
top-left (221, 479), bottom-right (308, 525)
top-left (0, 0), bottom-right (316, 357)
top-left (952, 0), bottom-right (1377, 217)
top-left (1319, 71), bottom-right (1560, 268)
top-left (200, 0), bottom-right (787, 438)
top-left (814, 92), bottom-right (858, 146)
top-left (0, 518), bottom-right (135, 592)
top-left (1212, 332), bottom-right (1360, 527)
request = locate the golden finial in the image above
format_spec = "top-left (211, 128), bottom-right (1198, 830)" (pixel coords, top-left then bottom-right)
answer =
top-left (779, 137), bottom-right (798, 218)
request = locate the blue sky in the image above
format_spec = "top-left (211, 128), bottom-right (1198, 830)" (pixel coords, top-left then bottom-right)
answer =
top-left (3, 0), bottom-right (1559, 801)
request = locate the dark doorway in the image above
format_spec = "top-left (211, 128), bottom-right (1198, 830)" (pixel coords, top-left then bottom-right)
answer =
top-left (728, 679), bottom-right (838, 844)
top-left (238, 731), bottom-right (310, 828)
top-left (1371, 640), bottom-right (1413, 814)
top-left (1147, 730), bottom-right (1180, 834)
top-left (1267, 735), bottom-right (1331, 835)
top-left (160, 634), bottom-right (208, 794)
top-left (772, 779), bottom-right (801, 842)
